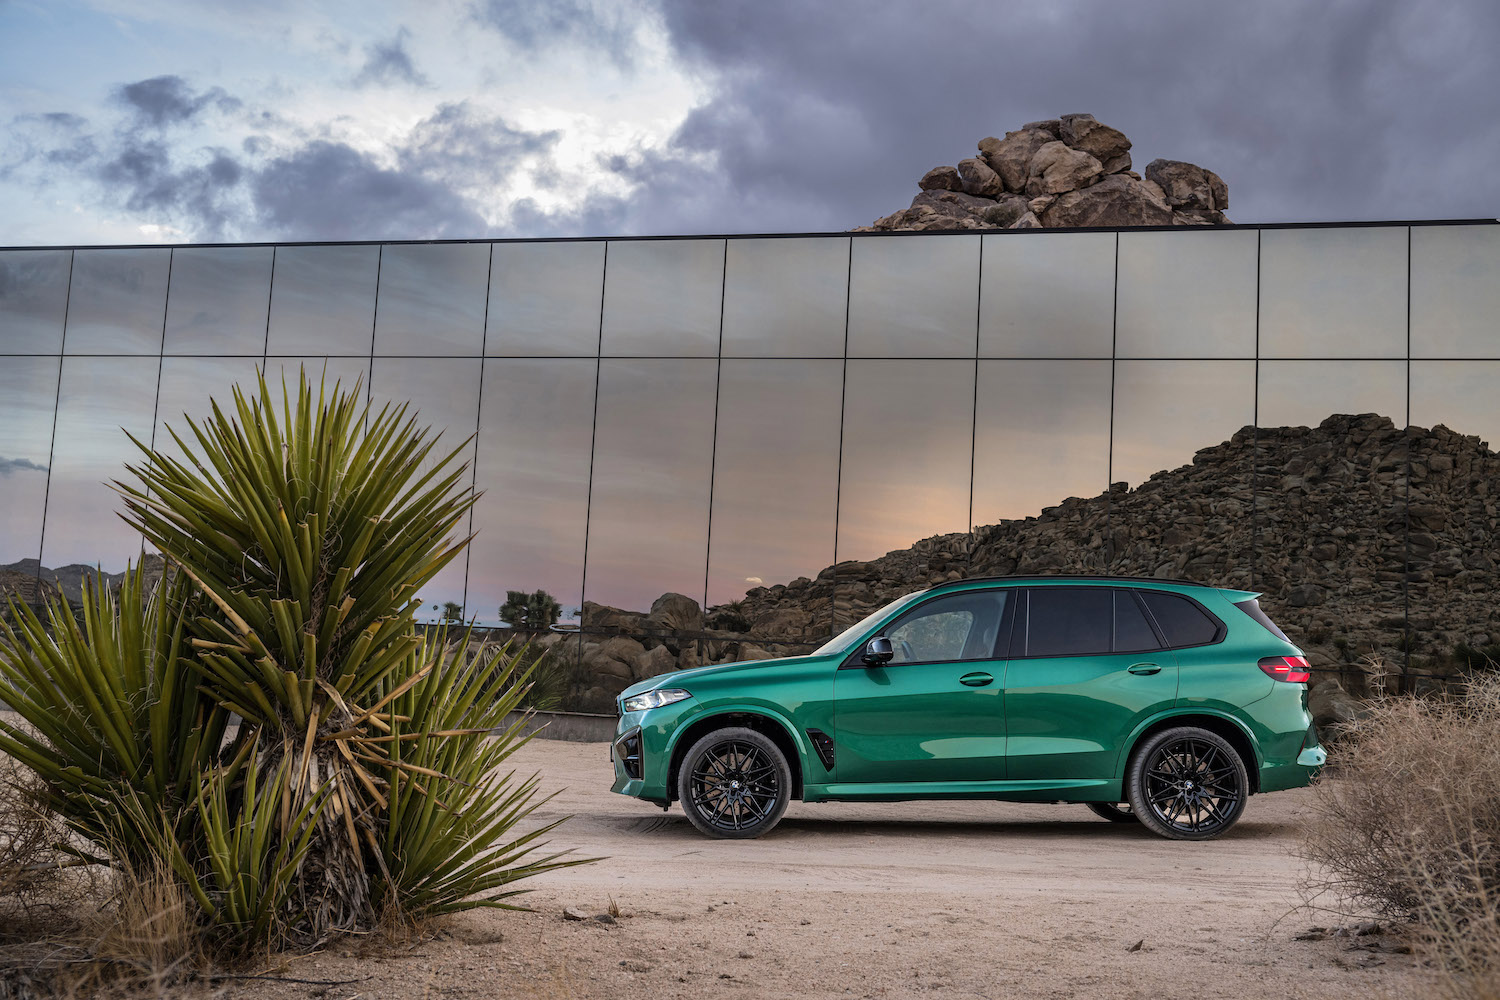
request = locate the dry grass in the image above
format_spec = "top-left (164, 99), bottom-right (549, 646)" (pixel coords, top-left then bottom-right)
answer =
top-left (1304, 674), bottom-right (1500, 999)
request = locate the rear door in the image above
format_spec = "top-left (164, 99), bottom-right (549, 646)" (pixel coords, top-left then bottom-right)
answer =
top-left (1003, 587), bottom-right (1178, 781)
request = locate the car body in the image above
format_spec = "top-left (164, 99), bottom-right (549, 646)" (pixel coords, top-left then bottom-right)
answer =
top-left (611, 575), bottom-right (1326, 840)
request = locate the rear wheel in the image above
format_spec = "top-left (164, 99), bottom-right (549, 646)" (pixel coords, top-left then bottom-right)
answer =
top-left (1086, 802), bottom-right (1138, 823)
top-left (1126, 727), bottom-right (1249, 841)
top-left (677, 727), bottom-right (791, 839)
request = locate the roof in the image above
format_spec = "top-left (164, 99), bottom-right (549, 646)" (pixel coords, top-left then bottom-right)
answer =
top-left (925, 574), bottom-right (1209, 592)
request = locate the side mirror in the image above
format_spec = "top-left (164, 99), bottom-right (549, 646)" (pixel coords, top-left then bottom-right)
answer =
top-left (862, 636), bottom-right (894, 666)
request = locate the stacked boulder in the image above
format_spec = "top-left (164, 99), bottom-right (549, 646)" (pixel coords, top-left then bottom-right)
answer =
top-left (859, 114), bottom-right (1230, 231)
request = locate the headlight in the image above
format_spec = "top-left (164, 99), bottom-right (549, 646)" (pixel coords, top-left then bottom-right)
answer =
top-left (621, 688), bottom-right (691, 713)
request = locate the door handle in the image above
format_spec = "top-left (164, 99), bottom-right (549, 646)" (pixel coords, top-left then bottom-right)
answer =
top-left (1127, 662), bottom-right (1162, 675)
top-left (959, 671), bottom-right (994, 687)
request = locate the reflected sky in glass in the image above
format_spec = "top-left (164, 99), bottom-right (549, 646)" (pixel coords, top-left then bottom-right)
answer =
top-left (707, 360), bottom-right (842, 616)
top-left (1257, 360), bottom-right (1406, 429)
top-left (154, 357), bottom-right (267, 469)
top-left (65, 249), bottom-right (170, 354)
top-left (467, 359), bottom-right (596, 625)
top-left (162, 247), bottom-right (273, 355)
top-left (1111, 361), bottom-right (1255, 489)
top-left (486, 241), bottom-right (604, 356)
top-left (722, 238), bottom-right (848, 357)
top-left (585, 358), bottom-right (717, 613)
top-left (1117, 230), bottom-right (1257, 358)
top-left (972, 360), bottom-right (1111, 525)
top-left (1411, 361), bottom-right (1500, 451)
top-left (1411, 225), bottom-right (1500, 359)
top-left (267, 244), bottom-right (378, 355)
top-left (837, 359), bottom-right (974, 562)
top-left (600, 239), bottom-right (724, 356)
top-left (1260, 227), bottom-right (1407, 358)
top-left (265, 357), bottom-right (371, 403)
top-left (980, 232), bottom-right (1113, 357)
top-left (0, 357), bottom-right (60, 566)
top-left (373, 243), bottom-right (489, 356)
top-left (0, 250), bottom-right (70, 354)
top-left (849, 236), bottom-right (979, 357)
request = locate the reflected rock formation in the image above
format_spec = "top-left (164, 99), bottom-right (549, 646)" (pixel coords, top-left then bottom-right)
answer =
top-left (857, 114), bottom-right (1230, 232)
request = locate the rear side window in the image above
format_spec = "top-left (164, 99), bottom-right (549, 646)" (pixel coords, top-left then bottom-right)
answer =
top-left (1234, 597), bottom-right (1290, 642)
top-left (1139, 591), bottom-right (1223, 648)
top-left (1025, 588), bottom-right (1112, 656)
top-left (1114, 591), bottom-right (1161, 652)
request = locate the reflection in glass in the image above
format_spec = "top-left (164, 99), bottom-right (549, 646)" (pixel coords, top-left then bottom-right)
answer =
top-left (64, 249), bottom-right (170, 354)
top-left (585, 359), bottom-right (717, 615)
top-left (1257, 361), bottom-right (1406, 430)
top-left (706, 361), bottom-right (843, 638)
top-left (722, 238), bottom-right (848, 357)
top-left (971, 360), bottom-right (1111, 524)
top-left (373, 243), bottom-right (489, 356)
top-left (40, 357), bottom-right (159, 576)
top-left (162, 247), bottom-right (273, 355)
top-left (1411, 225), bottom-right (1500, 358)
top-left (155, 358), bottom-right (269, 468)
top-left (0, 250), bottom-right (71, 353)
top-left (1410, 361), bottom-right (1500, 450)
top-left (1116, 230), bottom-right (1257, 358)
top-left (0, 358), bottom-right (60, 567)
top-left (1111, 361), bottom-right (1255, 489)
top-left (1259, 226), bottom-right (1407, 358)
top-left (600, 240), bottom-right (724, 356)
top-left (370, 358), bottom-right (482, 622)
top-left (467, 359), bottom-right (597, 627)
top-left (837, 360), bottom-right (975, 564)
top-left (267, 244), bottom-right (378, 355)
top-left (980, 232), bottom-right (1113, 358)
top-left (264, 357), bottom-right (371, 403)
top-left (487, 241), bottom-right (604, 356)
top-left (849, 236), bottom-right (979, 357)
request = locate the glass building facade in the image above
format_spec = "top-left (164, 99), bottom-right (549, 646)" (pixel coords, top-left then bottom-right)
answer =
top-left (2, 223), bottom-right (1498, 702)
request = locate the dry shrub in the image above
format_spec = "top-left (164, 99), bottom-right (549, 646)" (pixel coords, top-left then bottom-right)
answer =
top-left (0, 758), bottom-right (72, 920)
top-left (1304, 674), bottom-right (1500, 997)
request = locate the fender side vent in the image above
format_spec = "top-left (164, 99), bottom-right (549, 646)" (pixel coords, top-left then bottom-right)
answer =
top-left (806, 729), bottom-right (836, 771)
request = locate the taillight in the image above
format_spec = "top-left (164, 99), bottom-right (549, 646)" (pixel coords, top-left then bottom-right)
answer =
top-left (1259, 655), bottom-right (1311, 683)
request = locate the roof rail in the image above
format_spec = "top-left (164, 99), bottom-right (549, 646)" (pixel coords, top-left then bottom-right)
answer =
top-left (925, 573), bottom-right (1209, 591)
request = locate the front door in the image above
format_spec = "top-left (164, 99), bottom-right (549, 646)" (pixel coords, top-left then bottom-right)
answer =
top-left (1004, 587), bottom-right (1178, 781)
top-left (834, 589), bottom-right (1013, 783)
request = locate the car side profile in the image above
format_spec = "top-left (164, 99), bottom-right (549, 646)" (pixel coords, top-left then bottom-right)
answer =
top-left (611, 576), bottom-right (1326, 840)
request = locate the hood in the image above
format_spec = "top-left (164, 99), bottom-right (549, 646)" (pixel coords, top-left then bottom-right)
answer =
top-left (619, 653), bottom-right (821, 701)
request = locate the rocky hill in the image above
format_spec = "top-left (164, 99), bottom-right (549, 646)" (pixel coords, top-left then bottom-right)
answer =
top-left (567, 414), bottom-right (1500, 714)
top-left (857, 114), bottom-right (1230, 231)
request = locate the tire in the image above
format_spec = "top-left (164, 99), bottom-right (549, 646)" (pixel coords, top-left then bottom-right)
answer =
top-left (1086, 801), bottom-right (1139, 823)
top-left (1126, 726), bottom-right (1249, 841)
top-left (676, 727), bottom-right (792, 840)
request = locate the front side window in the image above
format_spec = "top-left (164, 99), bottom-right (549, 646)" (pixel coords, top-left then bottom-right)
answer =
top-left (883, 590), bottom-right (1009, 664)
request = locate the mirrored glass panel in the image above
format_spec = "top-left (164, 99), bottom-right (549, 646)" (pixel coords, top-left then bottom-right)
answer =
top-left (40, 356), bottom-right (158, 581)
top-left (970, 361), bottom-right (1111, 575)
top-left (1256, 361), bottom-right (1406, 430)
top-left (154, 357), bottom-right (269, 469)
top-left (1410, 361), bottom-right (1500, 453)
top-left (162, 246), bottom-right (273, 355)
top-left (370, 358), bottom-right (482, 623)
top-left (265, 357), bottom-right (372, 403)
top-left (64, 249), bottom-right (170, 354)
top-left (372, 243), bottom-right (489, 356)
top-left (721, 238), bottom-right (848, 357)
top-left (980, 232), bottom-right (1113, 358)
top-left (599, 239), bottom-right (724, 356)
top-left (849, 236), bottom-right (979, 357)
top-left (1116, 230), bottom-right (1257, 358)
top-left (1108, 361), bottom-right (1254, 587)
top-left (706, 360), bottom-right (843, 641)
top-left (486, 241), bottom-right (604, 356)
top-left (266, 244), bottom-right (379, 355)
top-left (584, 359), bottom-right (717, 619)
top-left (0, 357), bottom-right (60, 571)
top-left (1411, 224), bottom-right (1500, 358)
top-left (1259, 226), bottom-right (1407, 358)
top-left (0, 250), bottom-right (70, 353)
top-left (467, 359), bottom-right (596, 628)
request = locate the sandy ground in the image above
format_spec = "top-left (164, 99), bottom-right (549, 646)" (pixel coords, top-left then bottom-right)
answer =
top-left (235, 740), bottom-right (1433, 1000)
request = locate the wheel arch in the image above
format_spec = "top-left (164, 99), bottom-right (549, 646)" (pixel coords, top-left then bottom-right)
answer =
top-left (666, 708), bottom-right (807, 802)
top-left (1121, 711), bottom-right (1263, 794)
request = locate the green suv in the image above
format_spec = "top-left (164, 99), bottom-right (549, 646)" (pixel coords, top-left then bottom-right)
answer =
top-left (610, 576), bottom-right (1326, 841)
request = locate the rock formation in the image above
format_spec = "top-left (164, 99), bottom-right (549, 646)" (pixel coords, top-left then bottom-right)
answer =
top-left (858, 114), bottom-right (1230, 232)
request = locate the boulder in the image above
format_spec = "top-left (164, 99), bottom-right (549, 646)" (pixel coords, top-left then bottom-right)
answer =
top-left (918, 165), bottom-right (963, 192)
top-left (1308, 680), bottom-right (1361, 733)
top-left (981, 194), bottom-right (1031, 228)
top-left (978, 129), bottom-right (1057, 193)
top-left (1022, 118), bottom-right (1062, 138)
top-left (636, 643), bottom-right (678, 679)
top-left (1025, 141), bottom-right (1104, 196)
top-left (957, 157), bottom-right (1003, 197)
top-left (1009, 211), bottom-right (1044, 229)
top-left (1058, 113), bottom-right (1131, 162)
top-left (648, 592), bottom-right (704, 632)
top-left (861, 205), bottom-right (986, 232)
top-left (1040, 173), bottom-right (1174, 228)
top-left (912, 189), bottom-right (1000, 218)
top-left (1206, 169), bottom-right (1228, 210)
top-left (1101, 151), bottom-right (1132, 174)
top-left (1144, 158), bottom-right (1215, 210)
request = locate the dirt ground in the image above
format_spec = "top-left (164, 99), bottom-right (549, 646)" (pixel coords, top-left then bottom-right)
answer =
top-left (236, 739), bottom-right (1434, 1000)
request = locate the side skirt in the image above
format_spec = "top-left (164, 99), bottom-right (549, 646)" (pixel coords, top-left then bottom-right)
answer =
top-left (802, 778), bottom-right (1122, 804)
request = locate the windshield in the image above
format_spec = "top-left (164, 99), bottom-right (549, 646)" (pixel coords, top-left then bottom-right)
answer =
top-left (811, 591), bottom-right (924, 657)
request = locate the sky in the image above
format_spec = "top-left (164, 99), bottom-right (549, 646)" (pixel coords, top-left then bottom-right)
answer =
top-left (0, 0), bottom-right (1497, 246)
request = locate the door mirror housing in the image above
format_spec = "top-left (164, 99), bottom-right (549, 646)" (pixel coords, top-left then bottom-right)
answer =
top-left (862, 636), bottom-right (894, 666)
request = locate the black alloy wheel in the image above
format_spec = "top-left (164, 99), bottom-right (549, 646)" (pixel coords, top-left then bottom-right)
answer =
top-left (677, 727), bottom-right (791, 839)
top-left (1126, 726), bottom-right (1249, 841)
top-left (1086, 801), bottom-right (1138, 823)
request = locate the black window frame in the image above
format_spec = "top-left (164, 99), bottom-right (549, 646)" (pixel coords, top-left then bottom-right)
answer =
top-left (1134, 588), bottom-right (1227, 650)
top-left (838, 587), bottom-right (1016, 669)
top-left (1006, 585), bottom-right (1227, 659)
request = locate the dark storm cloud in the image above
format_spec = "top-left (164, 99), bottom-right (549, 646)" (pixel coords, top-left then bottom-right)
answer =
top-left (352, 28), bottom-right (430, 88)
top-left (0, 457), bottom-right (48, 476)
top-left (115, 75), bottom-right (241, 127)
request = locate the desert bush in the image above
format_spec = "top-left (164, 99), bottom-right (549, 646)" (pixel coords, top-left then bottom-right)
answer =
top-left (1304, 674), bottom-right (1500, 996)
top-left (0, 759), bottom-right (74, 922)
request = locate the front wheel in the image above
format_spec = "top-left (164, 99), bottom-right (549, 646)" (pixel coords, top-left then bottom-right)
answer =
top-left (677, 727), bottom-right (792, 839)
top-left (1086, 802), bottom-right (1138, 823)
top-left (1126, 727), bottom-right (1249, 841)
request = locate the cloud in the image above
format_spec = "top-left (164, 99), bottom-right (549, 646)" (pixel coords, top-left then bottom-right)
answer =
top-left (115, 75), bottom-right (240, 127)
top-left (470, 0), bottom-right (643, 67)
top-left (0, 457), bottom-right (48, 476)
top-left (352, 28), bottom-right (430, 89)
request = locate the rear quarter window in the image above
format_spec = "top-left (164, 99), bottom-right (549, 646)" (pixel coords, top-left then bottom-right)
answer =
top-left (1139, 591), bottom-right (1223, 648)
top-left (1233, 597), bottom-right (1291, 642)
